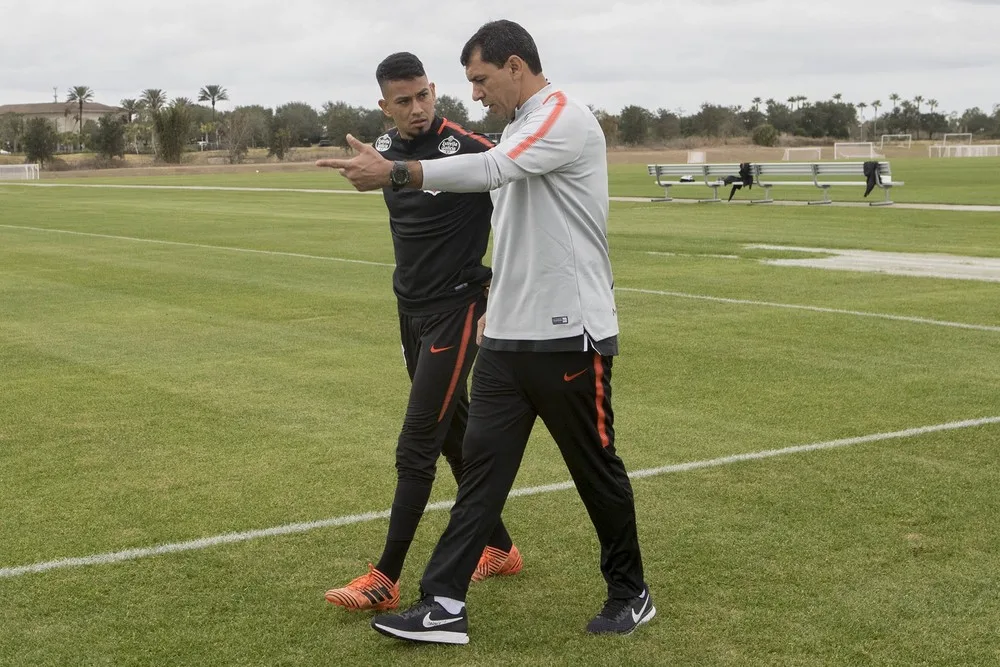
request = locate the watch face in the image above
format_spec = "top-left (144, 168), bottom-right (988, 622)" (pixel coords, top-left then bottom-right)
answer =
top-left (392, 162), bottom-right (409, 186)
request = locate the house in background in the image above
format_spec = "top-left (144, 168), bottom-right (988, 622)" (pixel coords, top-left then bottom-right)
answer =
top-left (0, 102), bottom-right (122, 133)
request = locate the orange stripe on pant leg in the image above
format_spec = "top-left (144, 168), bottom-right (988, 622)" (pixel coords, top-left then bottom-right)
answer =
top-left (438, 303), bottom-right (477, 422)
top-left (593, 353), bottom-right (610, 448)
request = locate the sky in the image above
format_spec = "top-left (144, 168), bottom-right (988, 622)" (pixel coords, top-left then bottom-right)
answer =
top-left (2, 0), bottom-right (998, 120)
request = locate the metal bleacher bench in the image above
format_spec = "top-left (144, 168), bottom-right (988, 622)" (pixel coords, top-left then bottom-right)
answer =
top-left (647, 161), bottom-right (902, 206)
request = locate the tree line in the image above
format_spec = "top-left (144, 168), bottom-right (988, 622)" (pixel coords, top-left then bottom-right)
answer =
top-left (3, 87), bottom-right (999, 166)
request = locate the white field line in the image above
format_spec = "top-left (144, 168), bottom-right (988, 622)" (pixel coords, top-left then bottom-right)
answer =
top-left (617, 287), bottom-right (1000, 333)
top-left (2, 416), bottom-right (997, 579)
top-left (3, 182), bottom-right (999, 212)
top-left (3, 223), bottom-right (998, 334)
top-left (0, 224), bottom-right (394, 267)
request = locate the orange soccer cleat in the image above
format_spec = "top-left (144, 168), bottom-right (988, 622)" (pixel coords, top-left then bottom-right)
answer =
top-left (471, 545), bottom-right (523, 583)
top-left (325, 564), bottom-right (400, 612)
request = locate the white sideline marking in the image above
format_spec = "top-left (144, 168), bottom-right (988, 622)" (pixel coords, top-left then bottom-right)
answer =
top-left (646, 251), bottom-right (740, 260)
top-left (2, 416), bottom-right (998, 579)
top-left (0, 224), bottom-right (394, 267)
top-left (617, 288), bottom-right (1000, 333)
top-left (0, 182), bottom-right (381, 196)
top-left (3, 224), bottom-right (997, 334)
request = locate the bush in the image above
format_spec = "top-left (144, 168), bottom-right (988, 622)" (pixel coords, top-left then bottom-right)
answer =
top-left (153, 105), bottom-right (191, 164)
top-left (751, 124), bottom-right (779, 147)
top-left (94, 114), bottom-right (126, 160)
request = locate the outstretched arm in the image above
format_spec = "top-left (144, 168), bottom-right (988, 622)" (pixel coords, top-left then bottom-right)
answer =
top-left (316, 134), bottom-right (424, 191)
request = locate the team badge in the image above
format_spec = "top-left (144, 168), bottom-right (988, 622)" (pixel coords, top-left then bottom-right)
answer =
top-left (438, 135), bottom-right (461, 155)
top-left (375, 134), bottom-right (392, 152)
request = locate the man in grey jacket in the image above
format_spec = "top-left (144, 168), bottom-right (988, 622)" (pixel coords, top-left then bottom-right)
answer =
top-left (318, 19), bottom-right (654, 645)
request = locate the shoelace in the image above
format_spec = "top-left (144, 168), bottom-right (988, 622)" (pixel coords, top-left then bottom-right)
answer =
top-left (348, 565), bottom-right (379, 588)
top-left (399, 596), bottom-right (437, 619)
top-left (596, 597), bottom-right (630, 620)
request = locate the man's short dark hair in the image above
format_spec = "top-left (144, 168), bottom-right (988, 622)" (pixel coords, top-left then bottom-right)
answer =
top-left (376, 52), bottom-right (426, 88)
top-left (460, 20), bottom-right (542, 75)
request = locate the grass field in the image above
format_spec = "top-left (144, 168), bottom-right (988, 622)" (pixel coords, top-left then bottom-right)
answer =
top-left (1, 169), bottom-right (999, 666)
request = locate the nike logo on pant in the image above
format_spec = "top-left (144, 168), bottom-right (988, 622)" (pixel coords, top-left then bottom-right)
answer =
top-left (564, 369), bottom-right (588, 382)
top-left (430, 345), bottom-right (455, 354)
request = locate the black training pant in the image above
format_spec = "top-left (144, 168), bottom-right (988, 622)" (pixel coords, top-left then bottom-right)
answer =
top-left (419, 348), bottom-right (646, 601)
top-left (387, 296), bottom-right (510, 550)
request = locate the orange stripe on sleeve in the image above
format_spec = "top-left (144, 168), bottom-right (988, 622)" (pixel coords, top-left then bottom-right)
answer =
top-left (443, 120), bottom-right (494, 148)
top-left (593, 353), bottom-right (610, 448)
top-left (505, 91), bottom-right (567, 161)
top-left (438, 303), bottom-right (477, 422)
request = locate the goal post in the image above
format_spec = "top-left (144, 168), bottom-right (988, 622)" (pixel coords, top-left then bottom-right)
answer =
top-left (782, 147), bottom-right (822, 161)
top-left (942, 133), bottom-right (972, 146)
top-left (0, 163), bottom-right (40, 180)
top-left (929, 144), bottom-right (1000, 158)
top-left (833, 142), bottom-right (883, 159)
top-left (879, 134), bottom-right (912, 149)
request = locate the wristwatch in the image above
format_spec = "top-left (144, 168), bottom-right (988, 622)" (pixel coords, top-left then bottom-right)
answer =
top-left (390, 161), bottom-right (410, 191)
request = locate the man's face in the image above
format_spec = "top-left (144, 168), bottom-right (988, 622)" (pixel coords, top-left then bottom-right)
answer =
top-left (379, 76), bottom-right (436, 139)
top-left (465, 49), bottom-right (519, 121)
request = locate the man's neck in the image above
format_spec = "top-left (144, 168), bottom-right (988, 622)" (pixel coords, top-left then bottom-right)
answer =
top-left (515, 76), bottom-right (549, 112)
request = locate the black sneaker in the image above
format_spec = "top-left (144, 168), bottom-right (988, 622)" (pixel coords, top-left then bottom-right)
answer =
top-left (586, 586), bottom-right (656, 635)
top-left (371, 595), bottom-right (469, 645)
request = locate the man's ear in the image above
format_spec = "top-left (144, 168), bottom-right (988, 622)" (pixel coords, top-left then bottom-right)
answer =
top-left (508, 55), bottom-right (523, 79)
top-left (378, 98), bottom-right (391, 118)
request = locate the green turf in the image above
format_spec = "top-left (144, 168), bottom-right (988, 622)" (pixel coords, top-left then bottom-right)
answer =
top-left (38, 156), bottom-right (1000, 205)
top-left (1, 182), bottom-right (999, 666)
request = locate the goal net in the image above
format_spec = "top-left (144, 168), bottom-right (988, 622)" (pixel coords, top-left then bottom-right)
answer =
top-left (879, 134), bottom-right (912, 149)
top-left (782, 147), bottom-right (822, 161)
top-left (0, 163), bottom-right (40, 180)
top-left (687, 150), bottom-right (706, 164)
top-left (928, 144), bottom-right (1000, 158)
top-left (834, 142), bottom-right (883, 159)
top-left (942, 133), bottom-right (972, 146)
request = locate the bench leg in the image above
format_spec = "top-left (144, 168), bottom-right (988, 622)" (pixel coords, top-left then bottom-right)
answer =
top-left (870, 186), bottom-right (894, 206)
top-left (698, 184), bottom-right (722, 203)
top-left (651, 185), bottom-right (673, 202)
top-left (808, 186), bottom-right (833, 206)
top-left (750, 185), bottom-right (773, 204)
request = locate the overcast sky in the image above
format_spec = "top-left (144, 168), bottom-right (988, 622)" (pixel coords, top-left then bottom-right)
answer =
top-left (2, 0), bottom-right (998, 119)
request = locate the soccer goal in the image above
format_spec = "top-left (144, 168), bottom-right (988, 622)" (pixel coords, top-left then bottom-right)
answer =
top-left (834, 142), bottom-right (883, 159)
top-left (687, 150), bottom-right (706, 164)
top-left (942, 133), bottom-right (973, 146)
top-left (0, 163), bottom-right (40, 180)
top-left (879, 134), bottom-right (912, 149)
top-left (928, 144), bottom-right (1000, 158)
top-left (782, 147), bottom-right (822, 161)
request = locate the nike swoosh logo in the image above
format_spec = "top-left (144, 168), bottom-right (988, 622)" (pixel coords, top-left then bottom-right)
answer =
top-left (422, 612), bottom-right (462, 628)
top-left (430, 345), bottom-right (455, 354)
top-left (631, 596), bottom-right (650, 624)
top-left (563, 369), bottom-right (587, 382)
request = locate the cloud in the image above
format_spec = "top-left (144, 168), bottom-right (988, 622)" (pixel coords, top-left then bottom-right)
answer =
top-left (1, 0), bottom-right (997, 118)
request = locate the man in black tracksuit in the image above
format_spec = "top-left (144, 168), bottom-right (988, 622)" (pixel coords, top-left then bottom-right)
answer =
top-left (324, 52), bottom-right (521, 613)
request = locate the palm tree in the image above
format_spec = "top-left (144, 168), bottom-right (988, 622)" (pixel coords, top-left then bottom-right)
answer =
top-left (141, 89), bottom-right (167, 115)
top-left (751, 97), bottom-right (762, 112)
top-left (871, 100), bottom-right (882, 138)
top-left (832, 93), bottom-right (843, 102)
top-left (198, 85), bottom-right (229, 122)
top-left (913, 96), bottom-right (925, 138)
top-left (119, 98), bottom-right (140, 124)
top-left (889, 93), bottom-right (900, 111)
top-left (66, 85), bottom-right (94, 149)
top-left (171, 97), bottom-right (192, 108)
top-left (787, 96), bottom-right (797, 110)
top-left (928, 98), bottom-right (939, 114)
top-left (857, 102), bottom-right (868, 140)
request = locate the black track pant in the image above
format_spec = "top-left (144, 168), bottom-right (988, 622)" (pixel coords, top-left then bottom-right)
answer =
top-left (377, 296), bottom-right (511, 581)
top-left (419, 348), bottom-right (645, 600)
